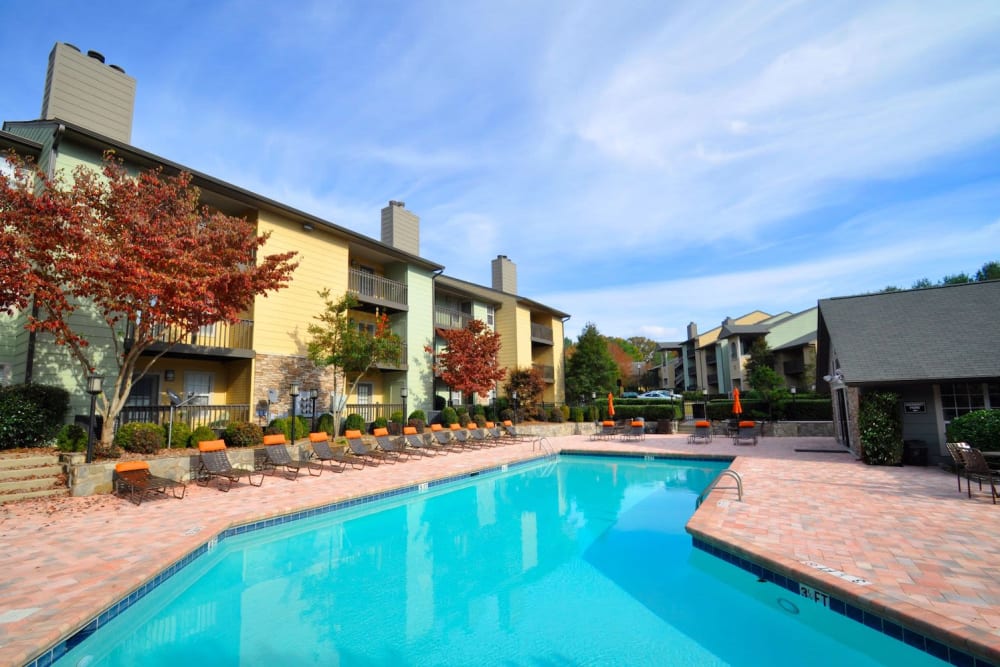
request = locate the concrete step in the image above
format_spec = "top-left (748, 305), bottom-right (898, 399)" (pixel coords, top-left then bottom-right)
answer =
top-left (0, 454), bottom-right (61, 471)
top-left (0, 476), bottom-right (66, 494)
top-left (0, 487), bottom-right (71, 504)
top-left (0, 464), bottom-right (63, 481)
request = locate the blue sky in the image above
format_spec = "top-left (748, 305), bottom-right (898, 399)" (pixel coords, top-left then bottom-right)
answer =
top-left (4, 1), bottom-right (1000, 341)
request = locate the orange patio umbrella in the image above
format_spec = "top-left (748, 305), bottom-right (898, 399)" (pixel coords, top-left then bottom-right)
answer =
top-left (607, 392), bottom-right (615, 418)
top-left (732, 387), bottom-right (743, 419)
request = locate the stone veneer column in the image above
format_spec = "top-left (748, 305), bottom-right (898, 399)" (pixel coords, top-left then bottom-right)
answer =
top-left (254, 353), bottom-right (342, 416)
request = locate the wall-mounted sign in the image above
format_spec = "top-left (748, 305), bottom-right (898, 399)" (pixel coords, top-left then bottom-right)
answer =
top-left (904, 402), bottom-right (926, 414)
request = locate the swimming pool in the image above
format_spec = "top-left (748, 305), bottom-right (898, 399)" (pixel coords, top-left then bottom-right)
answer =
top-left (58, 456), bottom-right (949, 665)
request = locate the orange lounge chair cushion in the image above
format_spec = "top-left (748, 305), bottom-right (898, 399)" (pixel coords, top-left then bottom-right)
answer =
top-left (263, 434), bottom-right (286, 446)
top-left (631, 421), bottom-right (644, 427)
top-left (695, 421), bottom-right (711, 428)
top-left (739, 421), bottom-right (756, 428)
top-left (503, 420), bottom-right (513, 427)
top-left (344, 430), bottom-right (363, 439)
top-left (403, 426), bottom-right (417, 435)
top-left (485, 422), bottom-right (495, 428)
top-left (115, 461), bottom-right (150, 473)
top-left (602, 421), bottom-right (615, 426)
top-left (309, 432), bottom-right (329, 442)
top-left (466, 423), bottom-right (478, 429)
top-left (198, 439), bottom-right (226, 452)
top-left (373, 427), bottom-right (389, 437)
top-left (431, 424), bottom-right (443, 431)
top-left (449, 423), bottom-right (462, 431)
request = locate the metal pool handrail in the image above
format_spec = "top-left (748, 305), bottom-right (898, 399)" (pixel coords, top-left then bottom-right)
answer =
top-left (696, 469), bottom-right (743, 508)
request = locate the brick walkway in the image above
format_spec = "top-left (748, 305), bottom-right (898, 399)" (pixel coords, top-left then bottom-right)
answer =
top-left (1, 433), bottom-right (997, 665)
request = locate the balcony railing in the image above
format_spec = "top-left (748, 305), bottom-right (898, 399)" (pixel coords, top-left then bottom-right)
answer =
top-left (128, 320), bottom-right (254, 357)
top-left (533, 364), bottom-right (555, 383)
top-left (118, 404), bottom-right (251, 432)
top-left (343, 402), bottom-right (407, 425)
top-left (375, 342), bottom-right (408, 370)
top-left (434, 306), bottom-right (473, 330)
top-left (530, 322), bottom-right (553, 344)
top-left (348, 268), bottom-right (407, 311)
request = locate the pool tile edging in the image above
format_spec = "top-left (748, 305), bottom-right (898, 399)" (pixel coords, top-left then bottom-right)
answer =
top-left (26, 454), bottom-right (553, 667)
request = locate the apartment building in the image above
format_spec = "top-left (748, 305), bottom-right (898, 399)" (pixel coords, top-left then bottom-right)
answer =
top-left (1, 43), bottom-right (567, 428)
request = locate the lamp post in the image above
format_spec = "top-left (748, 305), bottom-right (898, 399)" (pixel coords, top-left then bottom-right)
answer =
top-left (591, 391), bottom-right (596, 422)
top-left (512, 390), bottom-right (518, 424)
top-left (85, 373), bottom-right (104, 464)
top-left (790, 386), bottom-right (797, 420)
top-left (400, 386), bottom-right (408, 423)
top-left (702, 387), bottom-right (709, 420)
top-left (309, 389), bottom-right (319, 432)
top-left (289, 382), bottom-right (300, 444)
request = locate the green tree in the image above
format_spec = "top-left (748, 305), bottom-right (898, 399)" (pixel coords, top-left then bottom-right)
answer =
top-left (564, 323), bottom-right (619, 402)
top-left (975, 261), bottom-right (1000, 281)
top-left (307, 291), bottom-right (401, 436)
top-left (941, 272), bottom-right (971, 285)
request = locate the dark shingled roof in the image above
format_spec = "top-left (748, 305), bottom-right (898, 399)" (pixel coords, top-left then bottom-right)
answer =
top-left (817, 280), bottom-right (1000, 384)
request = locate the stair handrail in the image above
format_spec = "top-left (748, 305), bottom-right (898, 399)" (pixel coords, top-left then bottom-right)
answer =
top-left (696, 469), bottom-right (743, 508)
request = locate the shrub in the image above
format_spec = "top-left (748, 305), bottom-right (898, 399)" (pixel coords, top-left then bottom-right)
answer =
top-left (167, 421), bottom-right (191, 449)
top-left (269, 416), bottom-right (312, 441)
top-left (344, 413), bottom-right (365, 433)
top-left (408, 410), bottom-right (426, 423)
top-left (499, 408), bottom-right (514, 423)
top-left (114, 422), bottom-right (164, 454)
top-left (947, 409), bottom-right (1000, 452)
top-left (441, 406), bottom-right (458, 426)
top-left (373, 416), bottom-right (388, 430)
top-left (390, 411), bottom-right (404, 424)
top-left (570, 407), bottom-right (584, 422)
top-left (55, 423), bottom-right (88, 452)
top-left (560, 405), bottom-right (570, 421)
top-left (548, 407), bottom-right (565, 423)
top-left (858, 391), bottom-right (902, 465)
top-left (189, 425), bottom-right (217, 448)
top-left (223, 421), bottom-right (263, 447)
top-left (316, 413), bottom-right (335, 435)
top-left (0, 383), bottom-right (70, 448)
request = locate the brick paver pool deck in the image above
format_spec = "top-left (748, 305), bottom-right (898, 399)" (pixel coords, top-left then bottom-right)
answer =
top-left (1, 433), bottom-right (997, 665)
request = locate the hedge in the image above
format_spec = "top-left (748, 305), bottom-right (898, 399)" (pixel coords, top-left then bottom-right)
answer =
top-left (0, 384), bottom-right (70, 449)
top-left (946, 409), bottom-right (1000, 452)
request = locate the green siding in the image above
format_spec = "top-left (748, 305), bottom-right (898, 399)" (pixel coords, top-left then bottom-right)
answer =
top-left (404, 266), bottom-right (435, 415)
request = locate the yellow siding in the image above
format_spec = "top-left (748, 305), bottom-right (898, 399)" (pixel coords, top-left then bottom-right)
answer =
top-left (253, 211), bottom-right (349, 354)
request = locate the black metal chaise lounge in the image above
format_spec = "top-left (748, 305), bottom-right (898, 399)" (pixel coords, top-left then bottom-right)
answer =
top-left (401, 426), bottom-right (439, 455)
top-left (309, 432), bottom-right (360, 470)
top-left (428, 424), bottom-right (460, 451)
top-left (373, 427), bottom-right (409, 461)
top-left (196, 439), bottom-right (264, 492)
top-left (733, 420), bottom-right (758, 446)
top-left (688, 420), bottom-right (713, 444)
top-left (345, 430), bottom-right (390, 465)
top-left (962, 447), bottom-right (999, 504)
top-left (466, 422), bottom-right (491, 447)
top-left (262, 433), bottom-right (322, 479)
top-left (114, 461), bottom-right (186, 505)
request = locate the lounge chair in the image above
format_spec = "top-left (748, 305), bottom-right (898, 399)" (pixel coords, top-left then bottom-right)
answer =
top-left (309, 432), bottom-right (359, 471)
top-left (466, 422), bottom-right (491, 447)
top-left (622, 420), bottom-right (645, 441)
top-left (945, 441), bottom-right (971, 492)
top-left (401, 426), bottom-right (439, 456)
top-left (962, 448), bottom-right (999, 504)
top-left (734, 421), bottom-right (758, 446)
top-left (196, 439), bottom-right (264, 491)
top-left (688, 420), bottom-right (712, 444)
top-left (345, 430), bottom-right (390, 465)
top-left (484, 421), bottom-right (503, 443)
top-left (262, 433), bottom-right (322, 479)
top-left (502, 420), bottom-right (529, 442)
top-left (449, 422), bottom-right (473, 448)
top-left (114, 461), bottom-right (186, 505)
top-left (428, 423), bottom-right (459, 450)
top-left (373, 427), bottom-right (409, 460)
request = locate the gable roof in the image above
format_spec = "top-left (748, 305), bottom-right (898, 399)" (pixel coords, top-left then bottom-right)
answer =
top-left (817, 280), bottom-right (1000, 385)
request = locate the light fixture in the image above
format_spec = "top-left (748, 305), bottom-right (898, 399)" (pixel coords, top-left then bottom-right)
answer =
top-left (85, 373), bottom-right (104, 463)
top-left (302, 223), bottom-right (314, 232)
top-left (289, 383), bottom-right (300, 443)
top-left (164, 369), bottom-right (175, 381)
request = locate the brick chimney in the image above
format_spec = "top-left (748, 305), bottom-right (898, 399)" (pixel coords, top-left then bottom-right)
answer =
top-left (491, 255), bottom-right (517, 294)
top-left (380, 200), bottom-right (419, 256)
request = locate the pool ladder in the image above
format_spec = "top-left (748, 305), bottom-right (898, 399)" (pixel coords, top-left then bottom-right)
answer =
top-left (696, 470), bottom-right (743, 508)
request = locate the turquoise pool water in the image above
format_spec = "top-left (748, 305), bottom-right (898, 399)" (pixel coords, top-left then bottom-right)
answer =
top-left (59, 456), bottom-right (948, 665)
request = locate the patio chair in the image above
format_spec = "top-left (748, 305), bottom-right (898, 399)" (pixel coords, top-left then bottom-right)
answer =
top-left (621, 420), bottom-right (645, 441)
top-left (309, 432), bottom-right (360, 471)
top-left (502, 420), bottom-right (529, 442)
top-left (402, 426), bottom-right (439, 455)
top-left (962, 448), bottom-right (999, 504)
top-left (945, 441), bottom-right (971, 492)
top-left (688, 420), bottom-right (712, 444)
top-left (114, 461), bottom-right (186, 505)
top-left (345, 430), bottom-right (390, 465)
top-left (484, 421), bottom-right (504, 443)
top-left (373, 427), bottom-right (408, 461)
top-left (466, 422), bottom-right (491, 447)
top-left (734, 421), bottom-right (758, 446)
top-left (196, 439), bottom-right (264, 492)
top-left (428, 423), bottom-right (460, 450)
top-left (262, 433), bottom-right (322, 479)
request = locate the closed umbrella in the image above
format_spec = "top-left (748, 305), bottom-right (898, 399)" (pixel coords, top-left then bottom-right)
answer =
top-left (607, 392), bottom-right (615, 418)
top-left (732, 387), bottom-right (743, 419)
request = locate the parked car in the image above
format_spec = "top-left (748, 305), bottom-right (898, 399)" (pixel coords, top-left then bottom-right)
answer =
top-left (621, 392), bottom-right (639, 398)
top-left (638, 390), bottom-right (680, 400)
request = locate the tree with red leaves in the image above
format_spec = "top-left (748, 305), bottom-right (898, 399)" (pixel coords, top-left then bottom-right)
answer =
top-left (431, 319), bottom-right (506, 400)
top-left (1, 151), bottom-right (299, 445)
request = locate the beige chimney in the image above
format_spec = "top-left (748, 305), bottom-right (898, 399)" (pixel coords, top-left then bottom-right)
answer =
top-left (41, 42), bottom-right (136, 143)
top-left (491, 255), bottom-right (517, 294)
top-left (380, 200), bottom-right (419, 255)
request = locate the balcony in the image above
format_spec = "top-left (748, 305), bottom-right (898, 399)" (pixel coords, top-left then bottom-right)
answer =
top-left (348, 268), bottom-right (408, 312)
top-left (434, 306), bottom-right (473, 330)
top-left (129, 320), bottom-right (255, 360)
top-left (119, 403), bottom-right (251, 430)
top-left (533, 364), bottom-right (555, 383)
top-left (375, 342), bottom-right (408, 371)
top-left (530, 322), bottom-right (553, 345)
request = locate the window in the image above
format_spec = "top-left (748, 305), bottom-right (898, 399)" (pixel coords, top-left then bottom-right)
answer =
top-left (486, 306), bottom-right (495, 330)
top-left (940, 382), bottom-right (988, 421)
top-left (184, 372), bottom-right (214, 405)
top-left (356, 383), bottom-right (373, 405)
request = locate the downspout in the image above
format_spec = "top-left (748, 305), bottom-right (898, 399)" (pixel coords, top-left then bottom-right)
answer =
top-left (429, 268), bottom-right (445, 413)
top-left (560, 315), bottom-right (571, 405)
top-left (24, 123), bottom-right (66, 384)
